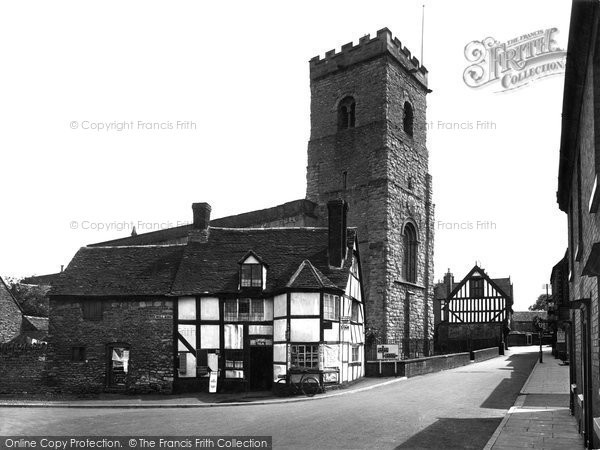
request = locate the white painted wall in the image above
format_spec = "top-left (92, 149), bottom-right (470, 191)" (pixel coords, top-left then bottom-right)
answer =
top-left (290, 292), bottom-right (319, 316)
top-left (200, 297), bottom-right (219, 320)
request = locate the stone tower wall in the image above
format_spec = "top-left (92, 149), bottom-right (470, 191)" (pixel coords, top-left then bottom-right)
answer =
top-left (306, 28), bottom-right (434, 343)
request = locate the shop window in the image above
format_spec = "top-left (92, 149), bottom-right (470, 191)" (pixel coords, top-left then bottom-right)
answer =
top-left (225, 349), bottom-right (244, 379)
top-left (82, 300), bottom-right (103, 321)
top-left (71, 346), bottom-right (86, 362)
top-left (241, 264), bottom-right (262, 288)
top-left (291, 344), bottom-right (319, 368)
top-left (323, 294), bottom-right (340, 321)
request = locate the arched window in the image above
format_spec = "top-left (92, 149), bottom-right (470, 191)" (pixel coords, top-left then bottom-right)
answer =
top-left (403, 223), bottom-right (418, 283)
top-left (403, 101), bottom-right (414, 137)
top-left (338, 96), bottom-right (356, 131)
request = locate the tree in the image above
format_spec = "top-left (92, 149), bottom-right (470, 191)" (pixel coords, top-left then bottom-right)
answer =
top-left (529, 294), bottom-right (551, 311)
top-left (4, 276), bottom-right (49, 317)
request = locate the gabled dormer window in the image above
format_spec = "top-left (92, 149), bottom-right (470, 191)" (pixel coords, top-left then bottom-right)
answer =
top-left (241, 265), bottom-right (261, 287)
top-left (238, 251), bottom-right (267, 290)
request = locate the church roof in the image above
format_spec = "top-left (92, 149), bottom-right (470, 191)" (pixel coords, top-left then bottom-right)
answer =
top-left (88, 199), bottom-right (318, 247)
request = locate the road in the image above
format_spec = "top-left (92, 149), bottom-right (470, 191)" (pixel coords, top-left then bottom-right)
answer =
top-left (0, 347), bottom-right (538, 449)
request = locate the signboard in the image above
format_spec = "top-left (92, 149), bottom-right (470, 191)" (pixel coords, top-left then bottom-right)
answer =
top-left (340, 316), bottom-right (350, 330)
top-left (250, 338), bottom-right (272, 346)
top-left (376, 344), bottom-right (399, 360)
top-left (209, 371), bottom-right (218, 393)
top-left (557, 330), bottom-right (566, 343)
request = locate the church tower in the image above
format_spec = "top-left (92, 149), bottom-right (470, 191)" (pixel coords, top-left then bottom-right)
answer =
top-left (306, 28), bottom-right (435, 349)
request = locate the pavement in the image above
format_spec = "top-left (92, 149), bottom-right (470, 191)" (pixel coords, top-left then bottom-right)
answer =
top-left (484, 347), bottom-right (584, 449)
top-left (0, 373), bottom-right (408, 408)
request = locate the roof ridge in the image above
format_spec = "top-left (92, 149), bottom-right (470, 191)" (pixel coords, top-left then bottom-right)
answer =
top-left (306, 261), bottom-right (336, 288)
top-left (84, 243), bottom-right (188, 249)
top-left (286, 260), bottom-right (313, 288)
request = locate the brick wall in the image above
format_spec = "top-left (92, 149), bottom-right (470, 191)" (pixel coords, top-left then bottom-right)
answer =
top-left (306, 32), bottom-right (434, 344)
top-left (567, 46), bottom-right (600, 430)
top-left (49, 296), bottom-right (174, 394)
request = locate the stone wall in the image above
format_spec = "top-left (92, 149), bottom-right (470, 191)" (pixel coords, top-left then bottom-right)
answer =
top-left (49, 296), bottom-right (174, 394)
top-left (403, 352), bottom-right (471, 378)
top-left (470, 347), bottom-right (499, 362)
top-left (435, 322), bottom-right (503, 353)
top-left (0, 343), bottom-right (53, 394)
top-left (306, 29), bottom-right (434, 344)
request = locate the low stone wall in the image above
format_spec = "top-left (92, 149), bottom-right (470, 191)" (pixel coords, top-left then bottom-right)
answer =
top-left (470, 347), bottom-right (499, 362)
top-left (0, 343), bottom-right (55, 395)
top-left (365, 360), bottom-right (405, 377)
top-left (366, 352), bottom-right (471, 378)
top-left (403, 352), bottom-right (471, 378)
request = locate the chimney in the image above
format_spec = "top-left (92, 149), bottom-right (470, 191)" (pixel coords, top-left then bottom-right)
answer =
top-left (328, 199), bottom-right (348, 268)
top-left (443, 269), bottom-right (454, 294)
top-left (190, 202), bottom-right (211, 243)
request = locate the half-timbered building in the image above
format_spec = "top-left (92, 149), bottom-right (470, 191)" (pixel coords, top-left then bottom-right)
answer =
top-left (433, 265), bottom-right (513, 353)
top-left (49, 200), bottom-right (365, 394)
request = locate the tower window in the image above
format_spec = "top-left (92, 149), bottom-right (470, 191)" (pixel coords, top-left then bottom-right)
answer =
top-left (338, 96), bottom-right (356, 131)
top-left (403, 102), bottom-right (414, 137)
top-left (403, 223), bottom-right (418, 283)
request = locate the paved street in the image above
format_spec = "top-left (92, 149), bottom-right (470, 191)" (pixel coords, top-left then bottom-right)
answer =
top-left (0, 348), bottom-right (538, 449)
top-left (486, 349), bottom-right (583, 449)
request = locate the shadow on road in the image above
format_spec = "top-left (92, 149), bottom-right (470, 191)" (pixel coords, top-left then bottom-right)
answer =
top-left (479, 350), bottom-right (538, 409)
top-left (395, 417), bottom-right (501, 449)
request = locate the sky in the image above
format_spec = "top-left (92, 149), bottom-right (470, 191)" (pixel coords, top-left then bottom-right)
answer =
top-left (0, 0), bottom-right (571, 311)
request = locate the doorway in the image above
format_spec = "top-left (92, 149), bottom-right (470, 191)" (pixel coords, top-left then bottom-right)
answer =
top-left (107, 345), bottom-right (130, 388)
top-left (248, 346), bottom-right (272, 390)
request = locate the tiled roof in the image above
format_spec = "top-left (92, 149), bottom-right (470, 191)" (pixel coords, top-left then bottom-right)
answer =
top-left (493, 277), bottom-right (513, 299)
top-left (512, 311), bottom-right (547, 322)
top-left (171, 227), bottom-right (356, 295)
top-left (286, 260), bottom-right (338, 289)
top-left (0, 275), bottom-right (22, 313)
top-left (88, 199), bottom-right (318, 247)
top-left (51, 227), bottom-right (356, 298)
top-left (21, 273), bottom-right (62, 286)
top-left (50, 245), bottom-right (186, 296)
top-left (23, 315), bottom-right (49, 331)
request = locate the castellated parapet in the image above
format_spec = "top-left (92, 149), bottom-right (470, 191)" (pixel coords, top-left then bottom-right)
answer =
top-left (309, 28), bottom-right (428, 86)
